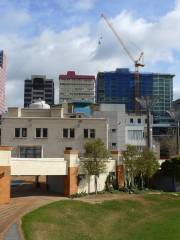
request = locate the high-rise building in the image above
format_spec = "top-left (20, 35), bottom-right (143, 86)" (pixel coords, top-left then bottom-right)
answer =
top-left (96, 68), bottom-right (174, 114)
top-left (59, 71), bottom-right (95, 103)
top-left (96, 68), bottom-right (174, 136)
top-left (0, 50), bottom-right (6, 114)
top-left (24, 75), bottom-right (54, 107)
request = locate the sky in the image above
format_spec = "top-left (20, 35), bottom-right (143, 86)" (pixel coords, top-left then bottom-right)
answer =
top-left (0, 0), bottom-right (180, 106)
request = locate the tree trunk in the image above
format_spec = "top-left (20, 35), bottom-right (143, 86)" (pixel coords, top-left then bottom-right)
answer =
top-left (95, 175), bottom-right (98, 194)
top-left (88, 175), bottom-right (90, 194)
top-left (35, 175), bottom-right (39, 188)
top-left (140, 173), bottom-right (144, 190)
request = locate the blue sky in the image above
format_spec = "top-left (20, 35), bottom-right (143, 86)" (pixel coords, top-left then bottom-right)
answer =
top-left (0, 0), bottom-right (179, 106)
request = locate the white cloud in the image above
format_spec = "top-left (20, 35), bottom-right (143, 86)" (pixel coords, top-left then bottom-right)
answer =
top-left (1, 1), bottom-right (180, 107)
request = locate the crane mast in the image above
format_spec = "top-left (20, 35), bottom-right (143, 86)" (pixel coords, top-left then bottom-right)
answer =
top-left (101, 13), bottom-right (145, 112)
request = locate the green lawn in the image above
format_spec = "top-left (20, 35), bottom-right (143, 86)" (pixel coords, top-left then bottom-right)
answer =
top-left (22, 193), bottom-right (180, 240)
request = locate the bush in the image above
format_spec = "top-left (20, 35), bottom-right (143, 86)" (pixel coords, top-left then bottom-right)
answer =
top-left (70, 191), bottom-right (88, 199)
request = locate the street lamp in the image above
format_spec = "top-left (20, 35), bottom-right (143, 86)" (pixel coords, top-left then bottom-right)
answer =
top-left (136, 96), bottom-right (158, 150)
top-left (167, 109), bottom-right (180, 155)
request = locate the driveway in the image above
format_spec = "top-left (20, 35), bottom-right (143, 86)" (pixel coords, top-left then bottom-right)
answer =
top-left (0, 194), bottom-right (67, 239)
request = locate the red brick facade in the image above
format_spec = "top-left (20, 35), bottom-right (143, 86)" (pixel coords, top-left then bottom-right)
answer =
top-left (0, 166), bottom-right (10, 204)
top-left (116, 165), bottom-right (125, 188)
top-left (64, 167), bottom-right (78, 196)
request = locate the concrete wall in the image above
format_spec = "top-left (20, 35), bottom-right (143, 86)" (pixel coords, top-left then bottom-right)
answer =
top-left (78, 160), bottom-right (116, 193)
top-left (1, 118), bottom-right (107, 157)
top-left (93, 104), bottom-right (146, 151)
top-left (11, 158), bottom-right (67, 176)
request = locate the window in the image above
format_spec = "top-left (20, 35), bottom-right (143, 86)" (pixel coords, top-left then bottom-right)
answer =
top-left (43, 128), bottom-right (48, 138)
top-left (63, 128), bottom-right (68, 138)
top-left (36, 128), bottom-right (48, 138)
top-left (20, 146), bottom-right (42, 158)
top-left (63, 128), bottom-right (75, 138)
top-left (112, 129), bottom-right (116, 132)
top-left (84, 129), bottom-right (88, 138)
top-left (70, 128), bottom-right (75, 138)
top-left (36, 128), bottom-right (41, 138)
top-left (15, 128), bottom-right (27, 138)
top-left (128, 130), bottom-right (144, 140)
top-left (137, 118), bottom-right (141, 124)
top-left (15, 128), bottom-right (20, 138)
top-left (22, 128), bottom-right (27, 137)
top-left (130, 118), bottom-right (133, 124)
top-left (90, 129), bottom-right (95, 138)
top-left (84, 129), bottom-right (96, 138)
top-left (112, 142), bottom-right (117, 148)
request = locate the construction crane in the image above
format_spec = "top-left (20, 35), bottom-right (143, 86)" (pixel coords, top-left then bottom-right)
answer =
top-left (101, 13), bottom-right (145, 112)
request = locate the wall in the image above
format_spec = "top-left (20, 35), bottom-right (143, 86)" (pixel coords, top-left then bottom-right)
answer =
top-left (78, 160), bottom-right (116, 193)
top-left (93, 104), bottom-right (126, 151)
top-left (93, 104), bottom-right (147, 151)
top-left (1, 118), bottom-right (107, 157)
top-left (11, 158), bottom-right (67, 175)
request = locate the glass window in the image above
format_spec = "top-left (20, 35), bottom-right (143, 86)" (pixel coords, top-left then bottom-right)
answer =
top-left (20, 146), bottom-right (42, 158)
top-left (63, 128), bottom-right (68, 138)
top-left (112, 142), bottom-right (117, 147)
top-left (22, 128), bottom-right (27, 137)
top-left (128, 130), bottom-right (143, 140)
top-left (36, 128), bottom-right (41, 138)
top-left (84, 129), bottom-right (88, 138)
top-left (15, 128), bottom-right (20, 138)
top-left (90, 129), bottom-right (95, 138)
top-left (43, 128), bottom-right (48, 138)
top-left (70, 128), bottom-right (75, 138)
top-left (138, 119), bottom-right (141, 124)
top-left (112, 129), bottom-right (116, 132)
top-left (130, 118), bottom-right (133, 123)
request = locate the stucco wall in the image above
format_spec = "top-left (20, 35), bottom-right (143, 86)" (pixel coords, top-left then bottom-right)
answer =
top-left (11, 158), bottom-right (67, 175)
top-left (78, 160), bottom-right (116, 193)
top-left (1, 118), bottom-right (107, 157)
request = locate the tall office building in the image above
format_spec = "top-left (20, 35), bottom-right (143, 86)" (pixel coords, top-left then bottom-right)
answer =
top-left (96, 68), bottom-right (174, 136)
top-left (59, 71), bottom-right (95, 103)
top-left (97, 68), bottom-right (174, 114)
top-left (0, 50), bottom-right (6, 114)
top-left (24, 75), bottom-right (54, 107)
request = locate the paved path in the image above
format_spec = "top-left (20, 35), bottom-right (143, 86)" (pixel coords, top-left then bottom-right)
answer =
top-left (0, 195), bottom-right (67, 240)
top-left (4, 224), bottom-right (21, 240)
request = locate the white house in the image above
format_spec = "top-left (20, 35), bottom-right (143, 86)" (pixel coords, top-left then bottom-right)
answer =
top-left (0, 100), bottom-right (108, 158)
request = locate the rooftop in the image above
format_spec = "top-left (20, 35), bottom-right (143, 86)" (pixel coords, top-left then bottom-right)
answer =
top-left (59, 71), bottom-right (95, 80)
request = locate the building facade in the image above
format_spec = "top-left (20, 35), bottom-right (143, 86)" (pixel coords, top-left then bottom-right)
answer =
top-left (92, 104), bottom-right (147, 151)
top-left (24, 75), bottom-right (54, 107)
top-left (96, 68), bottom-right (174, 115)
top-left (1, 101), bottom-right (108, 158)
top-left (0, 51), bottom-right (6, 114)
top-left (59, 71), bottom-right (95, 103)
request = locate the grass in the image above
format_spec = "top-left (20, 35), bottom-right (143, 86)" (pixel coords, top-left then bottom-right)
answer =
top-left (22, 193), bottom-right (180, 240)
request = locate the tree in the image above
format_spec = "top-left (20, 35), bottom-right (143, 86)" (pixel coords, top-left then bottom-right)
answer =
top-left (161, 157), bottom-right (180, 180)
top-left (81, 139), bottom-right (109, 194)
top-left (122, 145), bottom-right (159, 189)
top-left (122, 145), bottom-right (139, 188)
top-left (136, 148), bottom-right (159, 189)
top-left (160, 136), bottom-right (177, 158)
